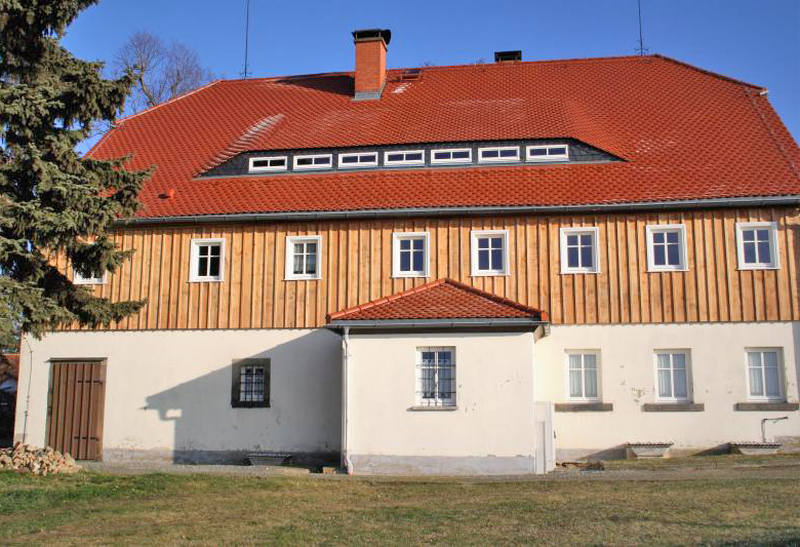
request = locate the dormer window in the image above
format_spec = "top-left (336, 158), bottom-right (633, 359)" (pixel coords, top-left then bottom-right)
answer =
top-left (384, 150), bottom-right (424, 166)
top-left (431, 148), bottom-right (472, 164)
top-left (478, 146), bottom-right (519, 163)
top-left (526, 145), bottom-right (569, 162)
top-left (294, 154), bottom-right (333, 170)
top-left (249, 156), bottom-right (287, 172)
top-left (338, 152), bottom-right (378, 168)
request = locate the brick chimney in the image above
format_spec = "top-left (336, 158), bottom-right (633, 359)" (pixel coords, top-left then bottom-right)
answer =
top-left (352, 29), bottom-right (391, 100)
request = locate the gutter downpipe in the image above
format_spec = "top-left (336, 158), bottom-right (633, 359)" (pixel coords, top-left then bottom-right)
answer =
top-left (341, 327), bottom-right (354, 474)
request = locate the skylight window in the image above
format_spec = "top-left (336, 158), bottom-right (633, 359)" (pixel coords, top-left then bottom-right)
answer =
top-left (249, 156), bottom-right (287, 172)
top-left (384, 150), bottom-right (424, 166)
top-left (338, 152), bottom-right (378, 168)
top-left (526, 145), bottom-right (569, 162)
top-left (293, 154), bottom-right (333, 170)
top-left (477, 146), bottom-right (520, 163)
top-left (430, 148), bottom-right (472, 164)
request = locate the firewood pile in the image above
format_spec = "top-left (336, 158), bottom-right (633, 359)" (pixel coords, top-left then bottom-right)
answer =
top-left (0, 443), bottom-right (82, 476)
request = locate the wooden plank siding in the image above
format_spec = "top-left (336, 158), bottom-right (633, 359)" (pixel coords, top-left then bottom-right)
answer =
top-left (63, 207), bottom-right (800, 330)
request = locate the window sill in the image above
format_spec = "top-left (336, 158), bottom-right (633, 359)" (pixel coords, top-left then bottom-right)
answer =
top-left (284, 277), bottom-right (321, 282)
top-left (408, 406), bottom-right (458, 412)
top-left (555, 403), bottom-right (613, 412)
top-left (392, 274), bottom-right (430, 279)
top-left (646, 268), bottom-right (688, 273)
top-left (734, 402), bottom-right (798, 411)
top-left (470, 272), bottom-right (511, 277)
top-left (231, 402), bottom-right (270, 408)
top-left (560, 270), bottom-right (601, 275)
top-left (189, 278), bottom-right (224, 283)
top-left (736, 265), bottom-right (780, 271)
top-left (642, 403), bottom-right (704, 412)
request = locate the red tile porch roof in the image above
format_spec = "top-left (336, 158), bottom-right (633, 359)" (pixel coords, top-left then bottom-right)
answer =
top-left (89, 54), bottom-right (800, 219)
top-left (326, 278), bottom-right (547, 322)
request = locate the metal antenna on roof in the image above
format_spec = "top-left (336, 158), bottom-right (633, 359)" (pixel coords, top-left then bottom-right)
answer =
top-left (241, 0), bottom-right (252, 78)
top-left (635, 0), bottom-right (649, 56)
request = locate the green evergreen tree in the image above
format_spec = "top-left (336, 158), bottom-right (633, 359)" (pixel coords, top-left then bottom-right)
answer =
top-left (0, 0), bottom-right (148, 347)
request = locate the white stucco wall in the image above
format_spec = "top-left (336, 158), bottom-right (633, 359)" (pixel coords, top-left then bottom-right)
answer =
top-left (14, 329), bottom-right (342, 461)
top-left (535, 322), bottom-right (800, 459)
top-left (344, 331), bottom-right (537, 471)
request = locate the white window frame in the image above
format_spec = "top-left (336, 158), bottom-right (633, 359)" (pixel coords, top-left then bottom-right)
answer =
top-left (526, 144), bottom-right (570, 162)
top-left (653, 350), bottom-right (692, 403)
top-left (560, 227), bottom-right (600, 274)
top-left (430, 148), bottom-right (472, 165)
top-left (646, 224), bottom-right (688, 272)
top-left (736, 222), bottom-right (779, 270)
top-left (565, 350), bottom-right (601, 402)
top-left (392, 232), bottom-right (430, 278)
top-left (383, 150), bottom-right (425, 166)
top-left (73, 268), bottom-right (106, 285)
top-left (745, 348), bottom-right (785, 402)
top-left (248, 156), bottom-right (288, 173)
top-left (285, 235), bottom-right (322, 280)
top-left (470, 229), bottom-right (510, 276)
top-left (416, 346), bottom-right (456, 407)
top-left (477, 146), bottom-right (520, 164)
top-left (292, 154), bottom-right (333, 170)
top-left (337, 152), bottom-right (378, 169)
top-left (189, 238), bottom-right (225, 282)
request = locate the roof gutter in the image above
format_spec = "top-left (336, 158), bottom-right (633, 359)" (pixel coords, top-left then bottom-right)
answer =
top-left (116, 195), bottom-right (800, 227)
top-left (325, 317), bottom-right (547, 331)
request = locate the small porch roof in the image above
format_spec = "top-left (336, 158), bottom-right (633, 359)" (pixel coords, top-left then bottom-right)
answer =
top-left (326, 278), bottom-right (548, 331)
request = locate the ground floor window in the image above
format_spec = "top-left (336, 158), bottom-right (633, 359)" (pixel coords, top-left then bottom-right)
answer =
top-left (231, 359), bottom-right (270, 408)
top-left (746, 349), bottom-right (783, 400)
top-left (566, 351), bottom-right (600, 401)
top-left (654, 350), bottom-right (690, 402)
top-left (416, 347), bottom-right (456, 407)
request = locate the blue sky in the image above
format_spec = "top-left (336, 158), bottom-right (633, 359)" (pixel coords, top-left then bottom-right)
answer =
top-left (64, 0), bottom-right (799, 138)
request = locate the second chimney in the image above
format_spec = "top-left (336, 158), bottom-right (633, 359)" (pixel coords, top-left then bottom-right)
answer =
top-left (352, 29), bottom-right (391, 100)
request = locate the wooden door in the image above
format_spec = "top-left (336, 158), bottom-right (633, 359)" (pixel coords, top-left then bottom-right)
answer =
top-left (47, 360), bottom-right (106, 460)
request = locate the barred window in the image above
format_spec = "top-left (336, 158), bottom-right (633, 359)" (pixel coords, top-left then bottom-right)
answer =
top-left (417, 347), bottom-right (456, 407)
top-left (231, 359), bottom-right (270, 408)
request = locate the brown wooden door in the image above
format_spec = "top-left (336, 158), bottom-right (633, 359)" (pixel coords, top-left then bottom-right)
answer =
top-left (47, 360), bottom-right (106, 460)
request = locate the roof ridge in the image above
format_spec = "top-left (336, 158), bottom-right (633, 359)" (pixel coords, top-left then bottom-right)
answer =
top-left (652, 54), bottom-right (765, 91)
top-left (116, 80), bottom-right (224, 125)
top-left (326, 278), bottom-right (546, 322)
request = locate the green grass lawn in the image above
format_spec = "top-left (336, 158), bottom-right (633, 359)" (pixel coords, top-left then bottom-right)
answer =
top-left (0, 464), bottom-right (798, 546)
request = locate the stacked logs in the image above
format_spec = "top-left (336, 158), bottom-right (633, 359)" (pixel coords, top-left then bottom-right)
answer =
top-left (0, 443), bottom-right (82, 476)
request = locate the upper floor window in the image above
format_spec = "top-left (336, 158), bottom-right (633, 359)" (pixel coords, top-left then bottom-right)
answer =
top-left (746, 349), bottom-right (784, 401)
top-left (286, 236), bottom-right (321, 280)
top-left (293, 154), bottom-right (332, 170)
top-left (249, 156), bottom-right (287, 172)
top-left (526, 144), bottom-right (569, 162)
top-left (654, 350), bottom-right (691, 402)
top-left (430, 148), bottom-right (472, 164)
top-left (736, 222), bottom-right (779, 270)
top-left (73, 268), bottom-right (105, 285)
top-left (567, 351), bottom-right (600, 401)
top-left (384, 150), bottom-right (424, 166)
top-left (392, 232), bottom-right (429, 278)
top-left (560, 227), bottom-right (600, 274)
top-left (646, 225), bottom-right (688, 271)
top-left (338, 152), bottom-right (378, 168)
top-left (417, 347), bottom-right (456, 407)
top-left (477, 146), bottom-right (520, 163)
top-left (190, 238), bottom-right (225, 282)
top-left (470, 230), bottom-right (509, 276)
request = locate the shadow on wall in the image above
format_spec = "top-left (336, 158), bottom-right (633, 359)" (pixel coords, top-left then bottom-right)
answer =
top-left (144, 330), bottom-right (342, 465)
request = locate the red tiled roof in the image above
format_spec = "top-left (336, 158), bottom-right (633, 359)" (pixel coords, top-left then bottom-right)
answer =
top-left (327, 278), bottom-right (546, 322)
top-left (90, 54), bottom-right (800, 219)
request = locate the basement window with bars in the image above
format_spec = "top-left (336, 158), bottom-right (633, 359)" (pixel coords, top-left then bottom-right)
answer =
top-left (248, 156), bottom-right (288, 172)
top-left (416, 347), bottom-right (456, 407)
top-left (190, 238), bottom-right (225, 282)
top-left (338, 152), bottom-right (378, 168)
top-left (231, 359), bottom-right (270, 408)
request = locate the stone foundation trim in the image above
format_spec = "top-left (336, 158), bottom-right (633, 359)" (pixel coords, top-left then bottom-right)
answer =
top-left (103, 448), bottom-right (339, 467)
top-left (554, 403), bottom-right (613, 412)
top-left (642, 403), bottom-right (705, 412)
top-left (348, 454), bottom-right (537, 475)
top-left (734, 402), bottom-right (799, 411)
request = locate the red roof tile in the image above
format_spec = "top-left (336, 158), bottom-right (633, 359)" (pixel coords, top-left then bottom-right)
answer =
top-left (327, 278), bottom-right (546, 322)
top-left (90, 54), bottom-right (800, 219)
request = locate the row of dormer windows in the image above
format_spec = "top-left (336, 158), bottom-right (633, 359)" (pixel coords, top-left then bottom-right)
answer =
top-left (73, 222), bottom-right (780, 285)
top-left (246, 144), bottom-right (570, 174)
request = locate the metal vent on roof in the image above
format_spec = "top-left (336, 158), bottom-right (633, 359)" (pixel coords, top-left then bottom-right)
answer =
top-left (400, 68), bottom-right (422, 81)
top-left (494, 50), bottom-right (522, 62)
